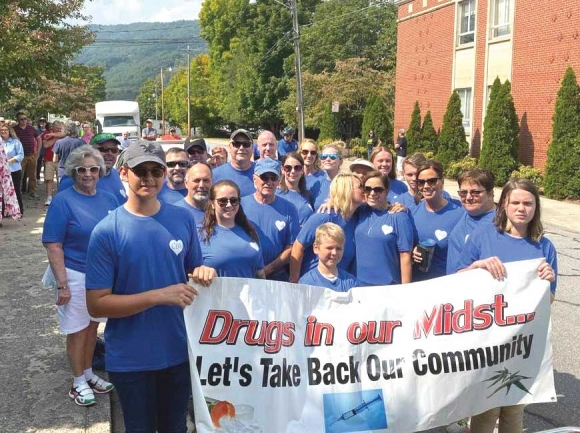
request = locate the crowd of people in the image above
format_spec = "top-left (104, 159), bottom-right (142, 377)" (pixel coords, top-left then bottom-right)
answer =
top-left (1, 120), bottom-right (559, 433)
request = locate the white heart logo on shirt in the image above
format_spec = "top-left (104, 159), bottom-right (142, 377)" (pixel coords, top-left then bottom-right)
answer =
top-left (464, 234), bottom-right (470, 243)
top-left (249, 242), bottom-right (260, 251)
top-left (381, 224), bottom-right (393, 235)
top-left (435, 230), bottom-right (448, 241)
top-left (169, 240), bottom-right (183, 256)
top-left (275, 220), bottom-right (286, 231)
top-left (120, 189), bottom-right (127, 198)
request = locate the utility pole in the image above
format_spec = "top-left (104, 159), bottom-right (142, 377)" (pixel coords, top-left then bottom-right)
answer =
top-left (290, 0), bottom-right (305, 142)
top-left (187, 45), bottom-right (191, 138)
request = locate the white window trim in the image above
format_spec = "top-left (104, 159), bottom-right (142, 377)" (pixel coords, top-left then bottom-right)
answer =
top-left (457, 0), bottom-right (476, 46)
top-left (490, 0), bottom-right (511, 39)
top-left (455, 88), bottom-right (472, 129)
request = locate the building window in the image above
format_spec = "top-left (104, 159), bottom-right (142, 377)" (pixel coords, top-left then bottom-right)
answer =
top-left (491, 0), bottom-right (511, 38)
top-left (457, 0), bottom-right (476, 45)
top-left (456, 88), bottom-right (472, 128)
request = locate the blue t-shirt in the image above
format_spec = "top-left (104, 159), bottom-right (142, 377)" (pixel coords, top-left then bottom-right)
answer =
top-left (299, 268), bottom-right (359, 292)
top-left (241, 195), bottom-right (300, 279)
top-left (305, 170), bottom-right (326, 191)
top-left (277, 138), bottom-right (298, 159)
top-left (58, 168), bottom-right (127, 204)
top-left (411, 199), bottom-right (465, 281)
top-left (387, 178), bottom-right (409, 204)
top-left (42, 188), bottom-right (119, 273)
top-left (212, 162), bottom-right (256, 197)
top-left (295, 211), bottom-right (358, 276)
top-left (393, 190), bottom-right (456, 213)
top-left (53, 137), bottom-right (84, 170)
top-left (455, 223), bottom-right (558, 293)
top-left (173, 198), bottom-right (206, 225)
top-left (199, 225), bottom-right (264, 277)
top-left (446, 209), bottom-right (496, 275)
top-left (276, 189), bottom-right (313, 227)
top-left (158, 184), bottom-right (186, 204)
top-left (85, 203), bottom-right (202, 372)
top-left (309, 175), bottom-right (332, 210)
top-left (355, 206), bottom-right (414, 285)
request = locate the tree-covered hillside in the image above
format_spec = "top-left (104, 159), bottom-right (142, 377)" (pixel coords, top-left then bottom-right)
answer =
top-left (76, 20), bottom-right (207, 101)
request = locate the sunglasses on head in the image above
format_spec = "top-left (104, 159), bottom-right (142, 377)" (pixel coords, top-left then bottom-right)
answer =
top-left (300, 149), bottom-right (318, 157)
top-left (283, 164), bottom-right (303, 173)
top-left (74, 166), bottom-right (100, 175)
top-left (417, 177), bottom-right (440, 187)
top-left (188, 147), bottom-right (206, 155)
top-left (232, 140), bottom-right (252, 149)
top-left (215, 197), bottom-right (240, 208)
top-left (98, 147), bottom-right (119, 154)
top-left (320, 153), bottom-right (339, 160)
top-left (260, 173), bottom-right (279, 183)
top-left (364, 186), bottom-right (386, 194)
top-left (458, 189), bottom-right (485, 198)
top-left (129, 166), bottom-right (166, 178)
top-left (166, 160), bottom-right (189, 168)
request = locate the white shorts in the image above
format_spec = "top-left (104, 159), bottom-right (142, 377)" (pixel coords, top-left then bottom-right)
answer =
top-left (56, 268), bottom-right (106, 335)
top-left (396, 155), bottom-right (405, 172)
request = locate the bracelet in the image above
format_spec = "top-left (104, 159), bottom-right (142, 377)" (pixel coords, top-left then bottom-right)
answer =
top-left (57, 285), bottom-right (68, 290)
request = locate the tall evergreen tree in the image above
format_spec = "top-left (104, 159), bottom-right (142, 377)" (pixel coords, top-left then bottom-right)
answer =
top-left (362, 94), bottom-right (392, 145)
top-left (318, 101), bottom-right (341, 141)
top-left (417, 110), bottom-right (438, 153)
top-left (479, 78), bottom-right (520, 186)
top-left (436, 91), bottom-right (469, 169)
top-left (544, 66), bottom-right (580, 199)
top-left (407, 101), bottom-right (422, 153)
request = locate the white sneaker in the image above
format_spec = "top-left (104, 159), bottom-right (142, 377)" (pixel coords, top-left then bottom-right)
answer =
top-left (45, 196), bottom-right (52, 206)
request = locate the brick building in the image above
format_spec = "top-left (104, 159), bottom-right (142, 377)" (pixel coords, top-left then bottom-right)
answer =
top-left (393, 0), bottom-right (580, 169)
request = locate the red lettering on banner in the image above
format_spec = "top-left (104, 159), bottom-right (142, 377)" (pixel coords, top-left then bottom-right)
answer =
top-left (346, 321), bottom-right (402, 345)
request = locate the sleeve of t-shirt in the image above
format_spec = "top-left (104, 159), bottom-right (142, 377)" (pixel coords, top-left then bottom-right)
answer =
top-left (85, 225), bottom-right (116, 290)
top-left (395, 212), bottom-right (414, 252)
top-left (542, 238), bottom-right (558, 294)
top-left (286, 204), bottom-right (300, 246)
top-left (52, 141), bottom-right (60, 155)
top-left (454, 231), bottom-right (482, 273)
top-left (41, 196), bottom-right (70, 243)
top-left (185, 219), bottom-right (203, 271)
top-left (296, 213), bottom-right (325, 247)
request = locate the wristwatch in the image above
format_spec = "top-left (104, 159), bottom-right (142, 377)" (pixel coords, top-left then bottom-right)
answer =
top-left (57, 285), bottom-right (68, 290)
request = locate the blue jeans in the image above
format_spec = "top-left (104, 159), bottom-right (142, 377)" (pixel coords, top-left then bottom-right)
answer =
top-left (109, 362), bottom-right (191, 433)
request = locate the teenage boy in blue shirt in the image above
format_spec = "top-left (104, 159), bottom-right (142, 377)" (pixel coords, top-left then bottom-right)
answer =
top-left (85, 141), bottom-right (216, 433)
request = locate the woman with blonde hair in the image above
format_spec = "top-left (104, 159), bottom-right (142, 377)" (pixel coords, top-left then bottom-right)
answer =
top-left (311, 141), bottom-right (344, 209)
top-left (289, 172), bottom-right (365, 282)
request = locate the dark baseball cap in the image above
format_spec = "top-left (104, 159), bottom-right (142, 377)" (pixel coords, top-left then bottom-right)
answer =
top-left (184, 137), bottom-right (207, 153)
top-left (230, 129), bottom-right (252, 142)
top-left (123, 140), bottom-right (166, 168)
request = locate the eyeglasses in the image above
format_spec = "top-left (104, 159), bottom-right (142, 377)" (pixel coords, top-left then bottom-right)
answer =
top-left (17, 117), bottom-right (26, 121)
top-left (283, 164), bottom-right (303, 173)
top-left (260, 174), bottom-right (279, 183)
top-left (166, 160), bottom-right (189, 168)
top-left (458, 189), bottom-right (485, 198)
top-left (188, 147), bottom-right (206, 155)
top-left (232, 140), bottom-right (252, 149)
top-left (98, 147), bottom-right (120, 154)
top-left (129, 166), bottom-right (166, 178)
top-left (301, 150), bottom-right (318, 157)
top-left (364, 186), bottom-right (386, 194)
top-left (417, 177), bottom-right (440, 187)
top-left (74, 166), bottom-right (100, 175)
top-left (320, 153), bottom-right (339, 160)
top-left (215, 197), bottom-right (240, 208)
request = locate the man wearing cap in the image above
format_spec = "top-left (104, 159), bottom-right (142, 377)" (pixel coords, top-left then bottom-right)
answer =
top-left (349, 158), bottom-right (375, 177)
top-left (241, 158), bottom-right (300, 281)
top-left (278, 126), bottom-right (297, 159)
top-left (158, 148), bottom-right (189, 204)
top-left (174, 161), bottom-right (213, 225)
top-left (14, 111), bottom-right (41, 198)
top-left (141, 119), bottom-right (157, 141)
top-left (85, 140), bottom-right (216, 433)
top-left (184, 137), bottom-right (208, 164)
top-left (257, 130), bottom-right (278, 160)
top-left (53, 122), bottom-right (84, 180)
top-left (212, 129), bottom-right (256, 196)
top-left (161, 127), bottom-right (182, 140)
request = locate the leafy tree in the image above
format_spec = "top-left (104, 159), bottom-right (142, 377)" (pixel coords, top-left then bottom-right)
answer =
top-left (136, 79), bottom-right (159, 125)
top-left (0, 0), bottom-right (93, 102)
top-left (417, 110), bottom-right (438, 153)
top-left (478, 78), bottom-right (519, 186)
top-left (362, 94), bottom-right (392, 145)
top-left (544, 66), bottom-right (580, 199)
top-left (318, 101), bottom-right (341, 141)
top-left (406, 101), bottom-right (422, 153)
top-left (436, 92), bottom-right (469, 169)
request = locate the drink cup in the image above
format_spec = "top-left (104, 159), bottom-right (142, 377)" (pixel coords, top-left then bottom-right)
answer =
top-left (416, 238), bottom-right (436, 272)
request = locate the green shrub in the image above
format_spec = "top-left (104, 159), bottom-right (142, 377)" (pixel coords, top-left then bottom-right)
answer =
top-left (407, 101), bottom-right (422, 153)
top-left (362, 94), bottom-right (392, 145)
top-left (436, 91), bottom-right (469, 169)
top-left (318, 101), bottom-right (341, 141)
top-left (446, 156), bottom-right (478, 180)
top-left (417, 110), bottom-right (438, 153)
top-left (510, 165), bottom-right (544, 188)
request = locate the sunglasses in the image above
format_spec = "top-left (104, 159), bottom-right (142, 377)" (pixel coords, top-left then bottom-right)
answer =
top-left (215, 197), bottom-right (240, 208)
top-left (283, 164), bottom-right (303, 173)
top-left (129, 166), bottom-right (166, 178)
top-left (417, 177), bottom-right (440, 187)
top-left (167, 160), bottom-right (189, 168)
top-left (364, 186), bottom-right (386, 194)
top-left (301, 150), bottom-right (318, 157)
top-left (260, 174), bottom-right (279, 183)
top-left (320, 153), bottom-right (339, 160)
top-left (74, 166), bottom-right (100, 175)
top-left (232, 140), bottom-right (252, 149)
top-left (458, 189), bottom-right (485, 198)
top-left (98, 147), bottom-right (119, 154)
top-left (188, 148), bottom-right (206, 155)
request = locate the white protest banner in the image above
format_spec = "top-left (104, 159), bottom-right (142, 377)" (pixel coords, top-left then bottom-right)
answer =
top-left (184, 258), bottom-right (556, 433)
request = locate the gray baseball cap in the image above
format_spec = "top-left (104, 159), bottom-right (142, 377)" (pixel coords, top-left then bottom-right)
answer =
top-left (124, 140), bottom-right (166, 168)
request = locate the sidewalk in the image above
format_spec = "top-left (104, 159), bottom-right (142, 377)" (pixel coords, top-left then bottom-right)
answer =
top-left (443, 179), bottom-right (580, 234)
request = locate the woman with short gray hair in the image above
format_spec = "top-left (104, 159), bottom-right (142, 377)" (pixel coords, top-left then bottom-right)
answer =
top-left (42, 145), bottom-right (119, 406)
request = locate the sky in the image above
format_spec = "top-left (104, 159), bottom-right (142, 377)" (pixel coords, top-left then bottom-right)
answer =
top-left (82, 0), bottom-right (203, 25)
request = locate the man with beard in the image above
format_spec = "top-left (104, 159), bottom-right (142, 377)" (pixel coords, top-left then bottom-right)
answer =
top-left (174, 161), bottom-right (212, 225)
top-left (212, 129), bottom-right (255, 196)
top-left (184, 137), bottom-right (208, 163)
top-left (158, 148), bottom-right (189, 204)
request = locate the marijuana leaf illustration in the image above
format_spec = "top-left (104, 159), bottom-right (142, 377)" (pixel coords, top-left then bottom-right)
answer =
top-left (483, 368), bottom-right (532, 398)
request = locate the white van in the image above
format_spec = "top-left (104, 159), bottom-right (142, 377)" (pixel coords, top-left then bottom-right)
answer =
top-left (95, 101), bottom-right (140, 138)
